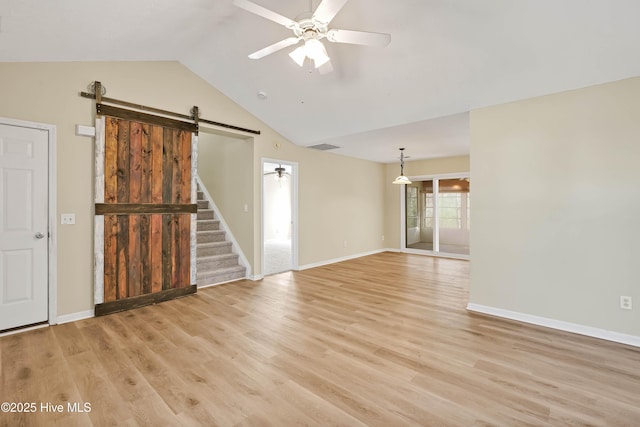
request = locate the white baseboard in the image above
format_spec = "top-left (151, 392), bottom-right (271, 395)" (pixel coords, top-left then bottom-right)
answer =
top-left (466, 303), bottom-right (640, 348)
top-left (197, 273), bottom-right (264, 289)
top-left (56, 310), bottom-right (94, 325)
top-left (297, 249), bottom-right (387, 271)
top-left (198, 282), bottom-right (228, 289)
top-left (384, 247), bottom-right (402, 253)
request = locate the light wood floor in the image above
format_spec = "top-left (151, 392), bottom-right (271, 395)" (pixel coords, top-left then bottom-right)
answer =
top-left (2, 252), bottom-right (640, 426)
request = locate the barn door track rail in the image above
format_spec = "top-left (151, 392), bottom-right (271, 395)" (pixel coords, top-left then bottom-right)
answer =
top-left (80, 81), bottom-right (261, 136)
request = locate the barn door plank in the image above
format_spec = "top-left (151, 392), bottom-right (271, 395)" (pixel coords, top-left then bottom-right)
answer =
top-left (116, 215), bottom-right (129, 300)
top-left (117, 120), bottom-right (130, 203)
top-left (150, 214), bottom-right (163, 294)
top-left (162, 214), bottom-right (173, 290)
top-left (150, 125), bottom-right (164, 294)
top-left (179, 130), bottom-right (192, 287)
top-left (140, 124), bottom-right (152, 203)
top-left (140, 214), bottom-right (151, 295)
top-left (128, 123), bottom-right (143, 298)
top-left (179, 214), bottom-right (191, 286)
top-left (104, 214), bottom-right (118, 302)
top-left (104, 117), bottom-right (119, 203)
top-left (162, 128), bottom-right (173, 204)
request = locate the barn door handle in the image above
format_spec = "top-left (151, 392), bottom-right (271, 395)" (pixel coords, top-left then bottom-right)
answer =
top-left (35, 232), bottom-right (45, 239)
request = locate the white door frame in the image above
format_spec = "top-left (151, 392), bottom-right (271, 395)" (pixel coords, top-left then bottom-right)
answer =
top-left (261, 158), bottom-right (299, 276)
top-left (0, 116), bottom-right (57, 326)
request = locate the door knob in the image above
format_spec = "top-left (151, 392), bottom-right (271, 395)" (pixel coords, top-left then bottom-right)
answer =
top-left (35, 232), bottom-right (45, 239)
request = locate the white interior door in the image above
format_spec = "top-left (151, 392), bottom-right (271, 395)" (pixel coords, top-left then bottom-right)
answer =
top-left (0, 123), bottom-right (49, 330)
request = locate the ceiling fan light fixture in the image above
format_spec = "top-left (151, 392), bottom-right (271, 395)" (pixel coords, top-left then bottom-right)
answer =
top-left (289, 45), bottom-right (306, 66)
top-left (305, 38), bottom-right (330, 67)
top-left (312, 52), bottom-right (330, 68)
top-left (289, 38), bottom-right (330, 68)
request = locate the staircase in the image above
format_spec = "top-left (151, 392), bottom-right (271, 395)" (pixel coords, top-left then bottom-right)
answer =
top-left (196, 186), bottom-right (247, 286)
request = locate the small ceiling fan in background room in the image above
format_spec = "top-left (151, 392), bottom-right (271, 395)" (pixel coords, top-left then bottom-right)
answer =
top-left (232, 0), bottom-right (391, 73)
top-left (264, 164), bottom-right (290, 182)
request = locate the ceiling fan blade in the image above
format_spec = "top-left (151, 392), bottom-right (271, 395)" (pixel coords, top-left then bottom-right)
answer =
top-left (312, 0), bottom-right (349, 25)
top-left (248, 37), bottom-right (301, 59)
top-left (327, 29), bottom-right (391, 47)
top-left (318, 60), bottom-right (334, 75)
top-left (233, 0), bottom-right (298, 29)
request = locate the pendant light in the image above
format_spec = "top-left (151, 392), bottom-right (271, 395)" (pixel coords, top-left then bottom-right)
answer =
top-left (392, 148), bottom-right (412, 184)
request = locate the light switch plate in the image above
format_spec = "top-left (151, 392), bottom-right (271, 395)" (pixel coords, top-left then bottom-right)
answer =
top-left (61, 213), bottom-right (76, 225)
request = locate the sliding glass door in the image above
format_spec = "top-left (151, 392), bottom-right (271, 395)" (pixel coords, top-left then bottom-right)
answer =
top-left (436, 179), bottom-right (470, 255)
top-left (405, 181), bottom-right (433, 251)
top-left (404, 176), bottom-right (469, 257)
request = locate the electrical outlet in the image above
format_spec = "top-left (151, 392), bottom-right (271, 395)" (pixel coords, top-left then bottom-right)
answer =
top-left (343, 240), bottom-right (347, 248)
top-left (381, 235), bottom-right (385, 241)
top-left (620, 296), bottom-right (632, 310)
top-left (61, 213), bottom-right (76, 225)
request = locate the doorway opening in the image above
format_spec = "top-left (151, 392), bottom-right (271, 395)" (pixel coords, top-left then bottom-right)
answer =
top-left (402, 174), bottom-right (470, 259)
top-left (262, 159), bottom-right (297, 275)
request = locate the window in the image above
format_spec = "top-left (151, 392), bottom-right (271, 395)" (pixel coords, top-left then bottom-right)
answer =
top-left (438, 193), bottom-right (463, 229)
top-left (423, 193), bottom-right (434, 227)
top-left (421, 182), bottom-right (470, 230)
top-left (406, 186), bottom-right (418, 228)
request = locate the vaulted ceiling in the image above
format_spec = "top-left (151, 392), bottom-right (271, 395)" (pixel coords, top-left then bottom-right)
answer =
top-left (1, 0), bottom-right (639, 163)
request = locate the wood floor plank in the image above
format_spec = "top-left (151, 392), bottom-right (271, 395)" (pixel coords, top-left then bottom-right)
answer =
top-left (2, 252), bottom-right (640, 426)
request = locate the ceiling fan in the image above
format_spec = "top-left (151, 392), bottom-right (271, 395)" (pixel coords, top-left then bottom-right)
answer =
top-left (264, 165), bottom-right (291, 186)
top-left (232, 0), bottom-right (391, 72)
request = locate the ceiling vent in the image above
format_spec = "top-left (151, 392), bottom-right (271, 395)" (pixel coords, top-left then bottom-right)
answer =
top-left (308, 143), bottom-right (339, 151)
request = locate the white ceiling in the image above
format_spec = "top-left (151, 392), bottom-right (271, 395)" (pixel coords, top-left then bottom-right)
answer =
top-left (1, 0), bottom-right (639, 163)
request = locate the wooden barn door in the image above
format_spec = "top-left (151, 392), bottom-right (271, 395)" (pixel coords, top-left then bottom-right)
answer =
top-left (94, 107), bottom-right (197, 316)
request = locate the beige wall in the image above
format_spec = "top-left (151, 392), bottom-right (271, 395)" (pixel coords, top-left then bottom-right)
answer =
top-left (241, 129), bottom-right (387, 271)
top-left (470, 76), bottom-right (640, 336)
top-left (0, 61), bottom-right (386, 317)
top-left (294, 150), bottom-right (386, 264)
top-left (198, 131), bottom-right (254, 268)
top-left (384, 156), bottom-right (470, 248)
